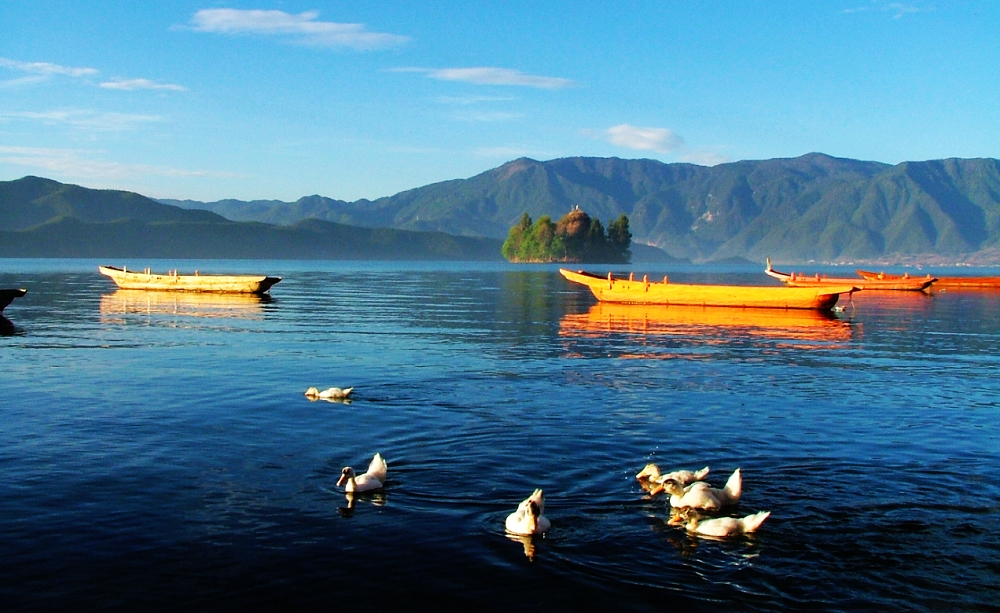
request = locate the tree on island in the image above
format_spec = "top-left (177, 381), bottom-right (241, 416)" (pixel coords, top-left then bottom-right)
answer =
top-left (502, 208), bottom-right (631, 263)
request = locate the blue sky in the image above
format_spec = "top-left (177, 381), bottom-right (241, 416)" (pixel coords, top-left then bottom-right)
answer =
top-left (2, 1), bottom-right (998, 202)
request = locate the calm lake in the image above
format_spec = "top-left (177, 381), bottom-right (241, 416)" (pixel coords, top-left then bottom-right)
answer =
top-left (1, 259), bottom-right (998, 613)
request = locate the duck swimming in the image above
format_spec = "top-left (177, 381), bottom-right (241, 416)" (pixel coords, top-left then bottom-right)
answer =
top-left (656, 467), bottom-right (742, 510)
top-left (336, 452), bottom-right (387, 493)
top-left (680, 508), bottom-right (770, 538)
top-left (636, 463), bottom-right (710, 492)
top-left (505, 489), bottom-right (551, 536)
top-left (305, 386), bottom-right (354, 401)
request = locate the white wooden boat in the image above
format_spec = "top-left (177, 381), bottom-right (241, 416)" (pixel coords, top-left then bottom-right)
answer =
top-left (99, 266), bottom-right (281, 294)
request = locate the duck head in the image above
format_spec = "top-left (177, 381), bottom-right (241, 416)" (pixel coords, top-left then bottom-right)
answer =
top-left (304, 387), bottom-right (320, 398)
top-left (659, 479), bottom-right (687, 497)
top-left (336, 466), bottom-right (356, 488)
top-left (636, 463), bottom-right (661, 482)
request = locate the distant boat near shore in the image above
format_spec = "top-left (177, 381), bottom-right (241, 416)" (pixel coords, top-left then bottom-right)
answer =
top-left (855, 269), bottom-right (1000, 289)
top-left (99, 266), bottom-right (281, 294)
top-left (765, 259), bottom-right (935, 292)
top-left (1, 288), bottom-right (27, 313)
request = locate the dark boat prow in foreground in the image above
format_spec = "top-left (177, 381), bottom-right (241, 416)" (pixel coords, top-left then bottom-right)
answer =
top-left (99, 266), bottom-right (281, 294)
top-left (560, 268), bottom-right (855, 310)
top-left (0, 288), bottom-right (27, 313)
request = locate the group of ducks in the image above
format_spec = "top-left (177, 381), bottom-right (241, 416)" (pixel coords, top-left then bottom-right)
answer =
top-left (316, 383), bottom-right (768, 540)
top-left (635, 463), bottom-right (771, 537)
top-left (334, 450), bottom-right (770, 541)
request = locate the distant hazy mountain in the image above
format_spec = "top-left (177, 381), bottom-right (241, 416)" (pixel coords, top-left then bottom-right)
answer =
top-left (0, 176), bottom-right (503, 260)
top-left (164, 153), bottom-right (1000, 263)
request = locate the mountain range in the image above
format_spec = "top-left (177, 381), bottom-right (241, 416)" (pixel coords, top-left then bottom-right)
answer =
top-left (0, 176), bottom-right (503, 260)
top-left (6, 152), bottom-right (1000, 263)
top-left (163, 153), bottom-right (1000, 264)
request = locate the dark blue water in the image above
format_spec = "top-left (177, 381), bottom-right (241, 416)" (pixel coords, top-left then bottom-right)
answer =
top-left (2, 259), bottom-right (998, 612)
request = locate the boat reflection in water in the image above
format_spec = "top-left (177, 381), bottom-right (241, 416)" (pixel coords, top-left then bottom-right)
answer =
top-left (99, 289), bottom-right (272, 320)
top-left (560, 302), bottom-right (855, 351)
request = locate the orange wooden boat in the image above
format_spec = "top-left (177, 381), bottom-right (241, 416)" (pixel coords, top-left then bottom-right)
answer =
top-left (559, 268), bottom-right (856, 310)
top-left (856, 269), bottom-right (1000, 289)
top-left (765, 260), bottom-right (935, 292)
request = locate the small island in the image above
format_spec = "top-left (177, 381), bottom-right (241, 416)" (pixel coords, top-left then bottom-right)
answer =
top-left (502, 208), bottom-right (632, 263)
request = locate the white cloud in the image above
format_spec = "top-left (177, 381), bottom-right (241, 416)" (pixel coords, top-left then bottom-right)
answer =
top-left (843, 2), bottom-right (928, 18)
top-left (0, 57), bottom-right (98, 78)
top-left (436, 95), bottom-right (518, 105)
top-left (0, 145), bottom-right (239, 180)
top-left (601, 124), bottom-right (685, 153)
top-left (0, 109), bottom-right (162, 131)
top-left (188, 9), bottom-right (409, 50)
top-left (99, 78), bottom-right (187, 92)
top-left (397, 67), bottom-right (574, 89)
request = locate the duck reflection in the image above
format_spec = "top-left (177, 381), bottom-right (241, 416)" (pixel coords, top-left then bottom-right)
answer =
top-left (337, 491), bottom-right (388, 518)
top-left (505, 533), bottom-right (540, 561)
top-left (560, 302), bottom-right (854, 345)
top-left (99, 289), bottom-right (271, 320)
top-left (0, 315), bottom-right (18, 336)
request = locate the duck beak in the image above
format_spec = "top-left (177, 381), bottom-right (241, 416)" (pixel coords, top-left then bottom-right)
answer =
top-left (336, 474), bottom-right (346, 487)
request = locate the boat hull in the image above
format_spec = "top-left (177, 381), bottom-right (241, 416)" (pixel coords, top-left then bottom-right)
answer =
top-left (559, 269), bottom-right (854, 310)
top-left (0, 288), bottom-right (27, 313)
top-left (856, 269), bottom-right (1000, 289)
top-left (99, 266), bottom-right (281, 294)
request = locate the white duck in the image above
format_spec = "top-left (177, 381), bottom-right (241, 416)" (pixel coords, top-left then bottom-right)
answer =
top-left (505, 489), bottom-right (551, 536)
top-left (658, 467), bottom-right (742, 510)
top-left (681, 508), bottom-right (770, 538)
top-left (636, 463), bottom-right (710, 491)
top-left (336, 452), bottom-right (387, 493)
top-left (305, 386), bottom-right (354, 401)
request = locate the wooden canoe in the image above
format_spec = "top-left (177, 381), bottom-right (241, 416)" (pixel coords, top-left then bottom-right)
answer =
top-left (856, 269), bottom-right (1000, 289)
top-left (559, 268), bottom-right (856, 310)
top-left (99, 266), bottom-right (281, 294)
top-left (0, 288), bottom-right (27, 313)
top-left (765, 260), bottom-right (935, 292)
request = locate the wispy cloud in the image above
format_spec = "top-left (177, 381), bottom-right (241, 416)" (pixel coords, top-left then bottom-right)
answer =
top-left (187, 9), bottom-right (409, 50)
top-left (843, 2), bottom-right (930, 18)
top-left (396, 67), bottom-right (575, 90)
top-left (0, 57), bottom-right (98, 78)
top-left (595, 124), bottom-right (685, 153)
top-left (0, 145), bottom-right (240, 180)
top-left (583, 123), bottom-right (729, 165)
top-left (99, 78), bottom-right (188, 91)
top-left (0, 109), bottom-right (163, 131)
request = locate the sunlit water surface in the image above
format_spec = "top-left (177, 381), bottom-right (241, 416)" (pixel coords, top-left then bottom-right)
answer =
top-left (2, 260), bottom-right (998, 612)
